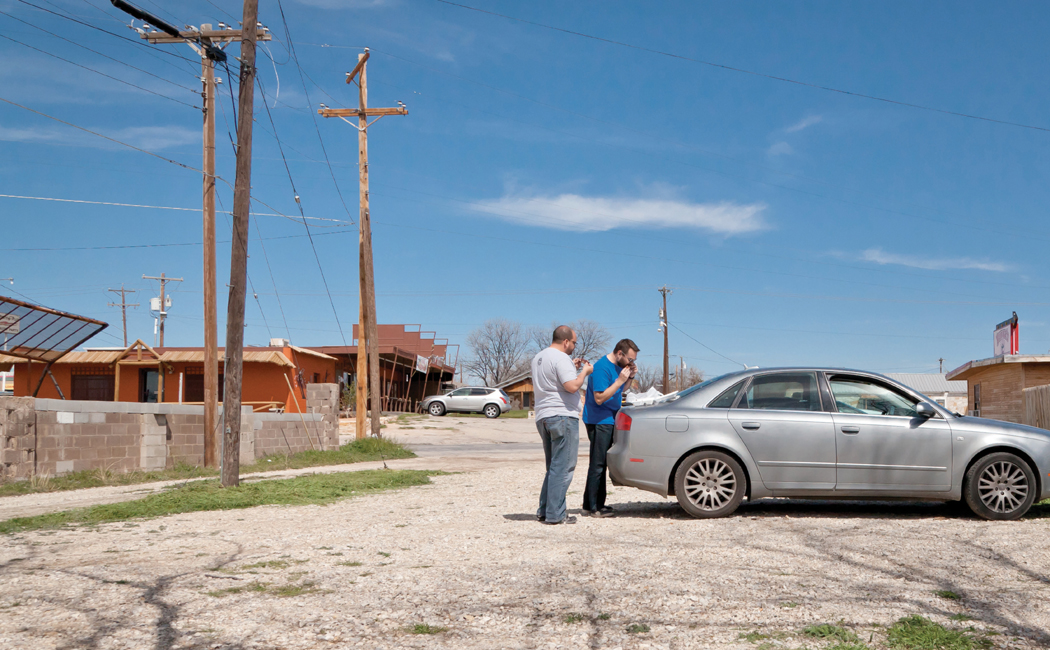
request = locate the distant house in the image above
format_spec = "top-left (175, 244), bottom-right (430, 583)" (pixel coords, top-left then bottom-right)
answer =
top-left (884, 373), bottom-right (967, 413)
top-left (497, 371), bottom-right (533, 409)
top-left (947, 355), bottom-right (1050, 423)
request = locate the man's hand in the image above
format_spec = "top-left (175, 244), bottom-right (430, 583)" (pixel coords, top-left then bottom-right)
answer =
top-left (573, 357), bottom-right (585, 369)
top-left (581, 360), bottom-right (593, 375)
top-left (617, 365), bottom-right (632, 384)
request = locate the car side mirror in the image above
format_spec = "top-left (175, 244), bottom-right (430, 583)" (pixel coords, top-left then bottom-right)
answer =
top-left (916, 402), bottom-right (936, 419)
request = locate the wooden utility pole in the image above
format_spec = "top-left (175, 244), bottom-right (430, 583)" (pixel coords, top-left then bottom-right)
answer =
top-left (142, 273), bottom-right (182, 347)
top-left (659, 285), bottom-right (671, 392)
top-left (221, 0), bottom-right (260, 487)
top-left (136, 15), bottom-right (269, 470)
top-left (319, 49), bottom-right (408, 439)
top-left (107, 285), bottom-right (139, 347)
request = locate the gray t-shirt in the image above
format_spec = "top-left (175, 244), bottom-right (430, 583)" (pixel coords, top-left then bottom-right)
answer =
top-left (531, 347), bottom-right (581, 421)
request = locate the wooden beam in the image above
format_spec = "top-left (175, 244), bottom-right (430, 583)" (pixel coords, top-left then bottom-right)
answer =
top-left (143, 29), bottom-right (272, 44)
top-left (318, 107), bottom-right (408, 117)
top-left (345, 50), bottom-right (370, 84)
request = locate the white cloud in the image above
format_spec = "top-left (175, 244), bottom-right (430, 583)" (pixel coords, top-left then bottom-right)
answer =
top-left (767, 141), bottom-right (793, 156)
top-left (785, 115), bottom-right (823, 133)
top-left (860, 247), bottom-right (1010, 272)
top-left (469, 193), bottom-right (767, 235)
top-left (0, 125), bottom-right (197, 151)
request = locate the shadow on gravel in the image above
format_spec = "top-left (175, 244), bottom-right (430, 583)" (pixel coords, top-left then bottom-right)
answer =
top-left (585, 499), bottom-right (976, 520)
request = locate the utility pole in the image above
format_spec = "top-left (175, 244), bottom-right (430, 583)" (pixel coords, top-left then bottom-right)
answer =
top-left (939, 357), bottom-right (945, 374)
top-left (221, 0), bottom-right (261, 487)
top-left (142, 273), bottom-right (182, 347)
top-left (107, 285), bottom-right (139, 346)
top-left (659, 285), bottom-right (671, 392)
top-left (319, 49), bottom-right (408, 439)
top-left (115, 0), bottom-right (270, 471)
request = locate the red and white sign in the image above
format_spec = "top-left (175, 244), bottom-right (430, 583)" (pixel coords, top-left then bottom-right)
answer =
top-left (0, 314), bottom-right (18, 335)
top-left (993, 312), bottom-right (1019, 356)
top-left (415, 354), bottom-right (429, 374)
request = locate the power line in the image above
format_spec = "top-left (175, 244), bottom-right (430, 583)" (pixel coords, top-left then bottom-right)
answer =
top-left (434, 0), bottom-right (1050, 133)
top-left (215, 190), bottom-right (277, 342)
top-left (667, 322), bottom-right (746, 369)
top-left (0, 10), bottom-right (199, 91)
top-left (0, 228), bottom-right (354, 251)
top-left (0, 31), bottom-right (201, 109)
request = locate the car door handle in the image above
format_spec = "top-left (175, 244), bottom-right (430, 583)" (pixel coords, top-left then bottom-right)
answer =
top-left (840, 426), bottom-right (860, 434)
top-left (741, 422), bottom-right (761, 430)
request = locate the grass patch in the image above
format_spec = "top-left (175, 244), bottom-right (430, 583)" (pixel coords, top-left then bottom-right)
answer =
top-left (597, 613), bottom-right (611, 620)
top-left (409, 623), bottom-right (447, 635)
top-left (888, 615), bottom-right (974, 650)
top-left (241, 560), bottom-right (291, 570)
top-left (0, 469), bottom-right (441, 534)
top-left (934, 590), bottom-right (962, 600)
top-left (563, 613), bottom-right (585, 624)
top-left (455, 409), bottom-right (529, 419)
top-left (829, 644), bottom-right (870, 650)
top-left (0, 439), bottom-right (416, 499)
top-left (740, 631), bottom-right (771, 642)
top-left (626, 623), bottom-right (650, 634)
top-left (206, 581), bottom-right (268, 598)
top-left (271, 581), bottom-right (319, 597)
top-left (804, 624), bottom-right (860, 643)
top-left (337, 560), bottom-right (362, 567)
top-left (949, 614), bottom-right (973, 622)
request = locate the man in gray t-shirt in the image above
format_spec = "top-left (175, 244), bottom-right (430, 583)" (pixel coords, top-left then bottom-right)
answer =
top-left (531, 325), bottom-right (592, 525)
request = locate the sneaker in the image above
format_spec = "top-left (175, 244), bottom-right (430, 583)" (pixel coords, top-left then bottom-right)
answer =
top-left (542, 516), bottom-right (577, 525)
top-left (536, 514), bottom-right (546, 522)
top-left (599, 506), bottom-right (615, 515)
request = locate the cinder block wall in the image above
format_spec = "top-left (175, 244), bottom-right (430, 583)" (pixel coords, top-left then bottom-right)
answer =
top-left (306, 383), bottom-right (340, 449)
top-left (0, 388), bottom-right (340, 479)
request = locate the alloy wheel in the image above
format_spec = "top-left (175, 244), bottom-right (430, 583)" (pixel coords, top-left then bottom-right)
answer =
top-left (683, 458), bottom-right (738, 511)
top-left (977, 460), bottom-right (1029, 514)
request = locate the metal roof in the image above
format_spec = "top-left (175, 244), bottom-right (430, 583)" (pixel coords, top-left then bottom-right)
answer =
top-left (0, 348), bottom-right (295, 367)
top-left (0, 295), bottom-right (108, 363)
top-left (884, 373), bottom-right (966, 395)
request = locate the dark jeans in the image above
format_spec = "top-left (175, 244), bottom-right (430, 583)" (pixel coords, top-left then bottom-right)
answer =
top-left (536, 415), bottom-right (579, 523)
top-left (582, 423), bottom-right (615, 512)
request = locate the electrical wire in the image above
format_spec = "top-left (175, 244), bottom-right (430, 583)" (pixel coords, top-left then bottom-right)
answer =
top-left (273, 0), bottom-right (356, 225)
top-left (434, 0), bottom-right (1050, 133)
top-left (0, 32), bottom-right (201, 109)
top-left (0, 228), bottom-right (354, 251)
top-left (214, 189), bottom-right (276, 342)
top-left (0, 10), bottom-right (199, 91)
top-left (666, 321), bottom-right (746, 369)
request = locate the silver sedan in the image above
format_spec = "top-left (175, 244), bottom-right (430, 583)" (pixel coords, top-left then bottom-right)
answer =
top-left (608, 367), bottom-right (1050, 520)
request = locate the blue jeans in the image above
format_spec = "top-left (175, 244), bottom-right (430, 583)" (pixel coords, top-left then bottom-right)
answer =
top-left (582, 423), bottom-right (615, 512)
top-left (536, 415), bottom-right (579, 523)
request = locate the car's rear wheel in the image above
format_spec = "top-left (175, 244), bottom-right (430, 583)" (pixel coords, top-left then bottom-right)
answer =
top-left (964, 452), bottom-right (1036, 520)
top-left (428, 402), bottom-right (446, 417)
top-left (674, 450), bottom-right (746, 519)
top-left (483, 404), bottom-right (501, 419)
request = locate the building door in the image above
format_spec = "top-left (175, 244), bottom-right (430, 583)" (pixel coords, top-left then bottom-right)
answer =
top-left (183, 373), bottom-right (223, 403)
top-left (71, 375), bottom-right (114, 401)
top-left (140, 369), bottom-right (159, 403)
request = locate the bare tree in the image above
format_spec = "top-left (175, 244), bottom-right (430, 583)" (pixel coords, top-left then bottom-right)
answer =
top-left (673, 367), bottom-right (705, 391)
top-left (527, 319), bottom-right (612, 361)
top-left (464, 319), bottom-right (531, 386)
top-left (631, 363), bottom-right (662, 392)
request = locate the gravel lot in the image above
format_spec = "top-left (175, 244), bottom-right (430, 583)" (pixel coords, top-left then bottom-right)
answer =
top-left (2, 416), bottom-right (1050, 649)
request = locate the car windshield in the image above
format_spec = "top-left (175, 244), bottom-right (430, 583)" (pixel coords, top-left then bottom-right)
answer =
top-left (673, 370), bottom-right (748, 401)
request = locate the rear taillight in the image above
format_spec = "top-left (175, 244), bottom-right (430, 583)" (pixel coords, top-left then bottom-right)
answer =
top-left (615, 411), bottom-right (632, 431)
top-left (501, 397), bottom-right (507, 404)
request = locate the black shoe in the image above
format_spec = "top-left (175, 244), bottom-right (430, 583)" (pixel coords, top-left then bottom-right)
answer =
top-left (542, 516), bottom-right (577, 525)
top-left (599, 506), bottom-right (615, 515)
top-left (537, 515), bottom-right (545, 522)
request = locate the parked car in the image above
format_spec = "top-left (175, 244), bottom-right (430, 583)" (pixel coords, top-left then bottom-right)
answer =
top-left (608, 367), bottom-right (1050, 520)
top-left (422, 387), bottom-right (512, 418)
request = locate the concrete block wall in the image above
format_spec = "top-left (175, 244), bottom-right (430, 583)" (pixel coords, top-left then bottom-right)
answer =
top-left (306, 383), bottom-right (340, 450)
top-left (0, 389), bottom-right (341, 479)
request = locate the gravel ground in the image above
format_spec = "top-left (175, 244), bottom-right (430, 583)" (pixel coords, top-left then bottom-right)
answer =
top-left (2, 458), bottom-right (1050, 649)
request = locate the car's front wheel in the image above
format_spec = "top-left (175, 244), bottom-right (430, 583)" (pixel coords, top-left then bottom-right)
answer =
top-left (483, 404), bottom-right (501, 419)
top-left (964, 452), bottom-right (1036, 520)
top-left (674, 450), bottom-right (746, 519)
top-left (428, 402), bottom-right (446, 417)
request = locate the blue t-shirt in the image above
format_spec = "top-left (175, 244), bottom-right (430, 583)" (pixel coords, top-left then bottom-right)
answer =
top-left (583, 356), bottom-right (624, 425)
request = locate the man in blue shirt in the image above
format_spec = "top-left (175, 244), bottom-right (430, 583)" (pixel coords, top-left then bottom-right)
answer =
top-left (581, 338), bottom-right (639, 516)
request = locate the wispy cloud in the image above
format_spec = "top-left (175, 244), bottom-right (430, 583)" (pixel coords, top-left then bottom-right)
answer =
top-left (767, 141), bottom-right (793, 156)
top-left (785, 115), bottom-right (823, 133)
top-left (469, 193), bottom-right (767, 235)
top-left (0, 125), bottom-right (198, 151)
top-left (859, 247), bottom-right (1010, 272)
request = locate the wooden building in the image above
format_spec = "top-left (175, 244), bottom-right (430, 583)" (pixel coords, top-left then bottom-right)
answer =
top-left (946, 355), bottom-right (1050, 423)
top-left (0, 339), bottom-right (336, 413)
top-left (497, 371), bottom-right (534, 409)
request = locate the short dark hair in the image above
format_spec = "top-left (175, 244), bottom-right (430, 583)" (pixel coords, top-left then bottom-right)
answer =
top-left (552, 325), bottom-right (574, 343)
top-left (614, 338), bottom-right (639, 355)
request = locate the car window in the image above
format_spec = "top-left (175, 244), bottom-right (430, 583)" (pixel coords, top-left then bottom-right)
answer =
top-left (449, 388), bottom-right (470, 397)
top-left (736, 373), bottom-right (821, 411)
top-left (676, 371), bottom-right (746, 400)
top-left (470, 388), bottom-right (490, 396)
top-left (708, 379), bottom-right (746, 408)
top-left (828, 376), bottom-right (918, 417)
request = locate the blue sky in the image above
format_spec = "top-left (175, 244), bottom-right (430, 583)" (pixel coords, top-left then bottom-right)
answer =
top-left (2, 0), bottom-right (1049, 379)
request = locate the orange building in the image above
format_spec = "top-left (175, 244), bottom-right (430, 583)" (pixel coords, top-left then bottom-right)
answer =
top-left (0, 339), bottom-right (336, 413)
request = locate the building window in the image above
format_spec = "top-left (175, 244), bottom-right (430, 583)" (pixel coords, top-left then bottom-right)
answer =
top-left (973, 384), bottom-right (981, 415)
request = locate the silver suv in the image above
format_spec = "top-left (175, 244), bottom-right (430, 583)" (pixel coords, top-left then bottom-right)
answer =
top-left (422, 387), bottom-right (512, 418)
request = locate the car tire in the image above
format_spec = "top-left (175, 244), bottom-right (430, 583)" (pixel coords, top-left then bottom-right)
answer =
top-left (674, 450), bottom-right (746, 519)
top-left (428, 402), bottom-right (446, 417)
top-left (964, 451), bottom-right (1036, 520)
top-left (483, 404), bottom-right (501, 419)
